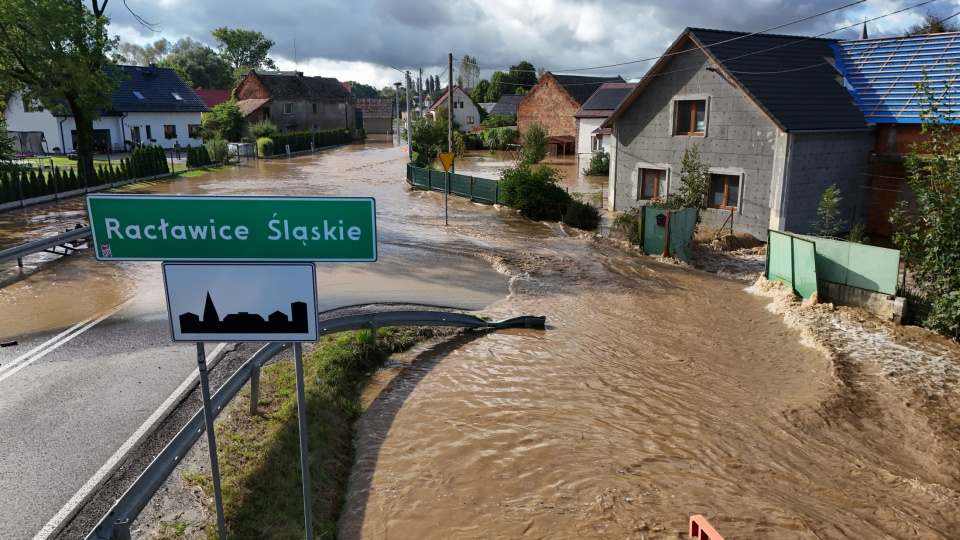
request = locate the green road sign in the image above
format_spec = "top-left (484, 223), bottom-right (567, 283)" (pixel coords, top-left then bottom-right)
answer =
top-left (86, 195), bottom-right (377, 261)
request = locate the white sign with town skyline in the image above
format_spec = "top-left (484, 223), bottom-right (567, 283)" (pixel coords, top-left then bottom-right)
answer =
top-left (162, 263), bottom-right (319, 343)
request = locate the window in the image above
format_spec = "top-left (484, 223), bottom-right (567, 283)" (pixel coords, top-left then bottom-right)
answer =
top-left (639, 168), bottom-right (666, 200)
top-left (145, 125), bottom-right (152, 140)
top-left (164, 125), bottom-right (177, 139)
top-left (675, 99), bottom-right (706, 135)
top-left (467, 116), bottom-right (475, 124)
top-left (283, 103), bottom-right (293, 114)
top-left (132, 91), bottom-right (145, 100)
top-left (709, 174), bottom-right (740, 210)
top-left (171, 92), bottom-right (183, 101)
top-left (591, 135), bottom-right (604, 152)
top-left (188, 124), bottom-right (201, 138)
top-left (312, 103), bottom-right (317, 114)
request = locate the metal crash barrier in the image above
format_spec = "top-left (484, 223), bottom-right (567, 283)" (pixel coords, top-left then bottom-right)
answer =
top-left (0, 225), bottom-right (90, 267)
top-left (87, 311), bottom-right (545, 540)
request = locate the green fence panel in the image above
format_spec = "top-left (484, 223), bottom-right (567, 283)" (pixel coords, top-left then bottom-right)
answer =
top-left (810, 236), bottom-right (900, 295)
top-left (450, 173), bottom-right (472, 197)
top-left (767, 231), bottom-right (819, 299)
top-left (413, 168), bottom-right (430, 189)
top-left (643, 208), bottom-right (668, 256)
top-left (668, 208), bottom-right (698, 263)
top-left (472, 178), bottom-right (498, 204)
top-left (429, 170), bottom-right (447, 193)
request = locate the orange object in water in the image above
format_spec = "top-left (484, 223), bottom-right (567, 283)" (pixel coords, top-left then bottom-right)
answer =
top-left (690, 515), bottom-right (724, 540)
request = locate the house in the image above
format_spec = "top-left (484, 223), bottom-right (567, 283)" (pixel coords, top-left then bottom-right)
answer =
top-left (4, 64), bottom-right (209, 153)
top-left (517, 73), bottom-right (625, 155)
top-left (193, 89), bottom-right (232, 109)
top-left (234, 70), bottom-right (357, 133)
top-left (428, 86), bottom-right (481, 131)
top-left (831, 32), bottom-right (960, 235)
top-left (603, 28), bottom-right (872, 240)
top-left (488, 94), bottom-right (524, 117)
top-left (357, 98), bottom-right (395, 134)
top-left (574, 82), bottom-right (636, 156)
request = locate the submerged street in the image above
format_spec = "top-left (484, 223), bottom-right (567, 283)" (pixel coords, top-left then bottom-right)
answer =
top-left (2, 141), bottom-right (959, 539)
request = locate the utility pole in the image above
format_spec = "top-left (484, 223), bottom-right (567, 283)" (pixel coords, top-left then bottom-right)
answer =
top-left (447, 53), bottom-right (453, 153)
top-left (418, 68), bottom-right (424, 119)
top-left (393, 81), bottom-right (401, 145)
top-left (405, 71), bottom-right (413, 160)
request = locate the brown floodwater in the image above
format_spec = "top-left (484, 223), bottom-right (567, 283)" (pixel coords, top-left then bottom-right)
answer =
top-left (3, 143), bottom-right (958, 538)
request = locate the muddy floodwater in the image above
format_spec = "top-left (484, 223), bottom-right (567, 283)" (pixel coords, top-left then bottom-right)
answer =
top-left (4, 141), bottom-right (959, 539)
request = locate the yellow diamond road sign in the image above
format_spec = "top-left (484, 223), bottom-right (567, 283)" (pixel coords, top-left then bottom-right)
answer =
top-left (439, 152), bottom-right (455, 172)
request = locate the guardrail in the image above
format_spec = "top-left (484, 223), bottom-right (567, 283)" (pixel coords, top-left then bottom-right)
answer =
top-left (0, 226), bottom-right (91, 266)
top-left (87, 311), bottom-right (545, 540)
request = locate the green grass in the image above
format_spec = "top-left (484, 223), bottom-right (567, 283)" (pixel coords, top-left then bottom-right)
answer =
top-left (185, 326), bottom-right (441, 539)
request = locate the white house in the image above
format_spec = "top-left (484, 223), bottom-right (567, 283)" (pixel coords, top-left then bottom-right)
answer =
top-left (4, 64), bottom-right (209, 154)
top-left (573, 82), bottom-right (635, 157)
top-left (428, 86), bottom-right (481, 132)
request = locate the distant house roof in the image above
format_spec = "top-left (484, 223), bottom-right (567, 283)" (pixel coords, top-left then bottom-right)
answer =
top-left (606, 28), bottom-right (869, 132)
top-left (429, 86), bottom-right (470, 111)
top-left (547, 73), bottom-right (626, 105)
top-left (489, 94), bottom-right (524, 115)
top-left (250, 70), bottom-right (354, 101)
top-left (236, 98), bottom-right (271, 118)
top-left (193, 89), bottom-right (232, 108)
top-left (357, 98), bottom-right (394, 118)
top-left (832, 32), bottom-right (960, 124)
top-left (574, 82), bottom-right (636, 118)
top-left (55, 64), bottom-right (209, 117)
top-left (480, 102), bottom-right (496, 113)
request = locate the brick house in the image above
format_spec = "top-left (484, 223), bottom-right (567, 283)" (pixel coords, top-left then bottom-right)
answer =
top-left (234, 70), bottom-right (356, 133)
top-left (357, 97), bottom-right (394, 135)
top-left (603, 28), bottom-right (872, 240)
top-left (831, 32), bottom-right (960, 235)
top-left (517, 73), bottom-right (624, 155)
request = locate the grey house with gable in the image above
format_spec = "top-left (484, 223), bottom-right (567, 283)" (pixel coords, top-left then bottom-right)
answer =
top-left (604, 28), bottom-right (873, 239)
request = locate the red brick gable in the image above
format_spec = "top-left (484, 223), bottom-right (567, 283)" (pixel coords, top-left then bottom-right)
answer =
top-left (235, 72), bottom-right (271, 101)
top-left (516, 73), bottom-right (581, 138)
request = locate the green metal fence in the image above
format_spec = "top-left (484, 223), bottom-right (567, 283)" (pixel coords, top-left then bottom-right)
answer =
top-left (406, 163), bottom-right (506, 205)
top-left (766, 230), bottom-right (900, 299)
top-left (640, 207), bottom-right (698, 262)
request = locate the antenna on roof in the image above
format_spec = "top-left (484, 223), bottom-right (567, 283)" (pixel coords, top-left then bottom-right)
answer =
top-left (294, 39), bottom-right (298, 72)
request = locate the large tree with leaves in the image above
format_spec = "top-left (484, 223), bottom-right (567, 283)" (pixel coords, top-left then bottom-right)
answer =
top-left (212, 27), bottom-right (276, 71)
top-left (0, 0), bottom-right (119, 184)
top-left (891, 78), bottom-right (960, 339)
top-left (117, 38), bottom-right (169, 65)
top-left (161, 37), bottom-right (233, 89)
top-left (459, 54), bottom-right (480, 92)
top-left (509, 61), bottom-right (537, 91)
top-left (904, 10), bottom-right (960, 36)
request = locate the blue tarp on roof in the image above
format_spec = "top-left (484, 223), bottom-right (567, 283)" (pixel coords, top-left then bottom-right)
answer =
top-left (832, 33), bottom-right (960, 124)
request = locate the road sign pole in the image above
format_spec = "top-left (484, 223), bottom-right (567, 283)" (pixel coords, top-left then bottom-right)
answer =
top-left (445, 171), bottom-right (449, 226)
top-left (196, 343), bottom-right (228, 539)
top-left (294, 342), bottom-right (315, 540)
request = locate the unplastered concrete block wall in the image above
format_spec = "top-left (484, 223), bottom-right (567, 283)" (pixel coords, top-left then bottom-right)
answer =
top-left (781, 131), bottom-right (873, 235)
top-left (612, 41), bottom-right (780, 239)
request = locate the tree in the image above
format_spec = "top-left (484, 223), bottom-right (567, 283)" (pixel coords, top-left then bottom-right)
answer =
top-left (670, 144), bottom-right (711, 222)
top-left (486, 71), bottom-right (517, 103)
top-left (0, 117), bottom-right (15, 160)
top-left (345, 81), bottom-right (380, 98)
top-left (471, 80), bottom-right (490, 103)
top-left (434, 75), bottom-right (441, 93)
top-left (811, 184), bottom-right (845, 236)
top-left (459, 54), bottom-right (480, 92)
top-left (0, 0), bottom-right (119, 185)
top-left (201, 101), bottom-right (245, 141)
top-left (499, 164), bottom-right (571, 221)
top-left (904, 10), bottom-right (960, 36)
top-left (162, 37), bottom-right (233, 89)
top-left (117, 38), bottom-right (168, 65)
top-left (890, 77), bottom-right (960, 339)
top-left (212, 27), bottom-right (276, 71)
top-left (509, 61), bottom-right (537, 91)
top-left (520, 120), bottom-right (548, 165)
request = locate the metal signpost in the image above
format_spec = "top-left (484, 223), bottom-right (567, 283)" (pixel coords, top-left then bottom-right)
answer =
top-left (89, 195), bottom-right (373, 540)
top-left (438, 153), bottom-right (455, 226)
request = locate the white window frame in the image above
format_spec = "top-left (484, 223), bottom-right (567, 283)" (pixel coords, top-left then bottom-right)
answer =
top-left (669, 94), bottom-right (711, 137)
top-left (283, 103), bottom-right (293, 115)
top-left (707, 167), bottom-right (745, 214)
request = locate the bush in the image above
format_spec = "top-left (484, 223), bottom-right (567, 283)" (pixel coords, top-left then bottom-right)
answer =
top-left (206, 135), bottom-right (229, 163)
top-left (582, 149), bottom-right (610, 176)
top-left (248, 119), bottom-right (280, 139)
top-left (257, 137), bottom-right (274, 157)
top-left (481, 113), bottom-right (517, 128)
top-left (478, 127), bottom-right (519, 150)
top-left (241, 137), bottom-right (252, 143)
top-left (563, 199), bottom-right (601, 230)
top-left (498, 164), bottom-right (571, 221)
top-left (520, 121), bottom-right (548, 165)
top-left (612, 208), bottom-right (642, 245)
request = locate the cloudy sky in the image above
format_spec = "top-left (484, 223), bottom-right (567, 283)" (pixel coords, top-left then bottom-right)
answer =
top-left (108, 0), bottom-right (959, 89)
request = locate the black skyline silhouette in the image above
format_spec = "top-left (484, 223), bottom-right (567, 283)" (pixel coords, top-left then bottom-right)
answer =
top-left (179, 292), bottom-right (309, 334)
